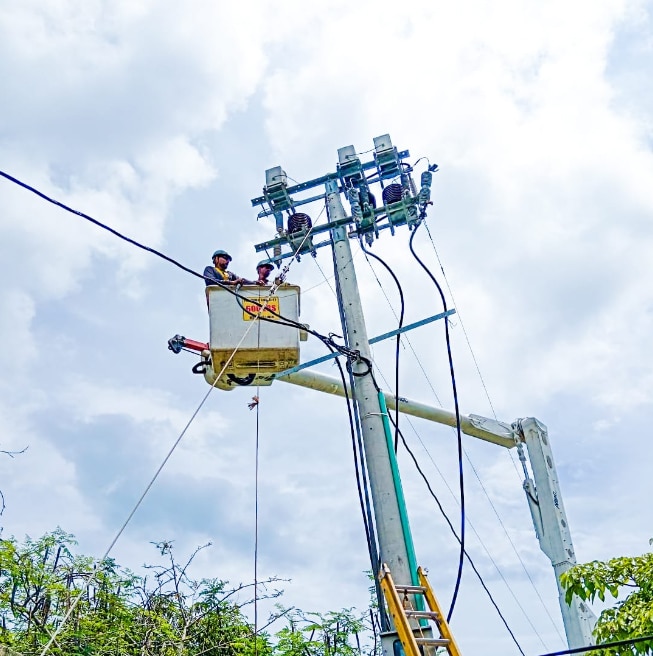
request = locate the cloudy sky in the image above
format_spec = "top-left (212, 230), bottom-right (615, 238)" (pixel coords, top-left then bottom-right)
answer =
top-left (1, 1), bottom-right (652, 654)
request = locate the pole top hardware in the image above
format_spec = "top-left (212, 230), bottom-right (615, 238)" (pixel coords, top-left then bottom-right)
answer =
top-left (252, 133), bottom-right (434, 261)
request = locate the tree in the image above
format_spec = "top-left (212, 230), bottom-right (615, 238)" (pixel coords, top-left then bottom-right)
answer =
top-left (561, 544), bottom-right (653, 655)
top-left (0, 530), bottom-right (280, 655)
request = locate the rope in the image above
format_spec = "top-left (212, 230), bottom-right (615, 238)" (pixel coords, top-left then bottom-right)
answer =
top-left (253, 396), bottom-right (260, 656)
top-left (253, 307), bottom-right (262, 656)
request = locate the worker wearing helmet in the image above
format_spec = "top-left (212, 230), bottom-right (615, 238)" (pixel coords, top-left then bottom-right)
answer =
top-left (204, 250), bottom-right (245, 286)
top-left (255, 260), bottom-right (276, 286)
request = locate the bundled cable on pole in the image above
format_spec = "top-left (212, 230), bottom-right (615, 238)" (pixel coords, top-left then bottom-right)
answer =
top-left (359, 240), bottom-right (405, 455)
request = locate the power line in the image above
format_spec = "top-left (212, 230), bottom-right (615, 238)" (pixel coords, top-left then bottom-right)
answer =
top-left (422, 220), bottom-right (497, 420)
top-left (0, 170), bottom-right (207, 283)
top-left (0, 164), bottom-right (326, 654)
top-left (314, 239), bottom-right (547, 643)
top-left (538, 634), bottom-right (653, 656)
top-left (361, 247), bottom-right (444, 407)
top-left (358, 240), bottom-right (405, 454)
top-left (2, 165), bottom-right (564, 652)
top-left (321, 236), bottom-right (544, 646)
top-left (381, 223), bottom-right (561, 640)
top-left (409, 224), bottom-right (465, 623)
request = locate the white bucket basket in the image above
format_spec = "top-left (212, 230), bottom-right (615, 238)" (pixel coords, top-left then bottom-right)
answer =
top-left (205, 284), bottom-right (302, 390)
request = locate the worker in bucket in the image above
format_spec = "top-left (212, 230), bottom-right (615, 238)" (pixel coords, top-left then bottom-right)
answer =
top-left (254, 260), bottom-right (276, 286)
top-left (204, 250), bottom-right (245, 286)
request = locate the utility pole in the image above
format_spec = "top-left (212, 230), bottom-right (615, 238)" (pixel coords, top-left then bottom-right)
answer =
top-left (517, 418), bottom-right (597, 648)
top-left (326, 178), bottom-right (414, 590)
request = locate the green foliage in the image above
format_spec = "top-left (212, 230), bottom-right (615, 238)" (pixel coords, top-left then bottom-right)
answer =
top-left (272, 607), bottom-right (376, 656)
top-left (0, 531), bottom-right (273, 655)
top-left (561, 547), bottom-right (653, 655)
top-left (0, 531), bottom-right (377, 656)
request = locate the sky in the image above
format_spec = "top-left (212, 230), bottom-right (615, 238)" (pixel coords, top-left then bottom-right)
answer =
top-left (1, 1), bottom-right (652, 654)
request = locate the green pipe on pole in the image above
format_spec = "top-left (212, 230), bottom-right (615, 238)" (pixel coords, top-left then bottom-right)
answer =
top-left (378, 391), bottom-right (419, 587)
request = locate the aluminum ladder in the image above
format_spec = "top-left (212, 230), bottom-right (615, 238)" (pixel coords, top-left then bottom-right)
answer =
top-left (379, 564), bottom-right (463, 656)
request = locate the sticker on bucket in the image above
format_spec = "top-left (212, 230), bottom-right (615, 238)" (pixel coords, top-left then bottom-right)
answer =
top-left (242, 296), bottom-right (280, 321)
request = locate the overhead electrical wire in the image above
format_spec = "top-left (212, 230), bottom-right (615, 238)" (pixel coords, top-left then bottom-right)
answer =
top-left (409, 223), bottom-right (466, 623)
top-left (363, 229), bottom-right (562, 642)
top-left (313, 237), bottom-right (536, 644)
top-left (0, 169), bottom-right (354, 655)
top-left (421, 220), bottom-right (526, 486)
top-left (359, 243), bottom-right (554, 647)
top-left (358, 240), bottom-right (405, 455)
top-left (416, 214), bottom-right (563, 637)
top-left (0, 169), bottom-right (340, 343)
top-left (422, 221), bottom-right (497, 420)
top-left (362, 250), bottom-right (444, 407)
top-left (538, 634), bottom-right (653, 656)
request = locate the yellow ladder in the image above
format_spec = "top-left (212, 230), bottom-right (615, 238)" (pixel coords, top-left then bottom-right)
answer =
top-left (379, 563), bottom-right (463, 656)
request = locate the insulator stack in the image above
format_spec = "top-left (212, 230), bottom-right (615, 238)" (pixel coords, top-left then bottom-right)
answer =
top-left (419, 171), bottom-right (433, 205)
top-left (348, 187), bottom-right (363, 222)
top-left (382, 183), bottom-right (404, 205)
top-left (287, 212), bottom-right (312, 234)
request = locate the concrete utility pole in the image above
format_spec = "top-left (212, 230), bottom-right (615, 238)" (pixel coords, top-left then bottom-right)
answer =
top-left (517, 419), bottom-right (597, 648)
top-left (325, 178), bottom-right (413, 590)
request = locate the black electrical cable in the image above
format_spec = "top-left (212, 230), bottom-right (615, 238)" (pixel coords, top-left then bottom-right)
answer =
top-left (0, 170), bottom-right (211, 284)
top-left (408, 223), bottom-right (466, 623)
top-left (359, 240), bottom-right (405, 455)
top-left (0, 168), bottom-right (331, 335)
top-left (331, 242), bottom-right (388, 633)
top-left (332, 352), bottom-right (378, 571)
top-left (329, 255), bottom-right (377, 557)
top-left (389, 414), bottom-right (526, 656)
top-left (538, 634), bottom-right (653, 656)
top-left (1, 166), bottom-right (362, 350)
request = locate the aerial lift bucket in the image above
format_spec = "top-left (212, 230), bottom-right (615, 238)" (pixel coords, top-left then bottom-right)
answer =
top-left (204, 284), bottom-right (303, 390)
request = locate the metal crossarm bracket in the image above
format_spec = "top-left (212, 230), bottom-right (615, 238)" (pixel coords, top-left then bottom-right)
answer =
top-left (274, 309), bottom-right (455, 378)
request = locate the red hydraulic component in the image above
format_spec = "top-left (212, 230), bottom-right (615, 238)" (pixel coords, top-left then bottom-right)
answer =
top-left (167, 334), bottom-right (209, 354)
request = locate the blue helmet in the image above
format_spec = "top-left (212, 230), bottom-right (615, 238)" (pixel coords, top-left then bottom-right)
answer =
top-left (212, 249), bottom-right (232, 262)
top-left (257, 260), bottom-right (274, 270)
